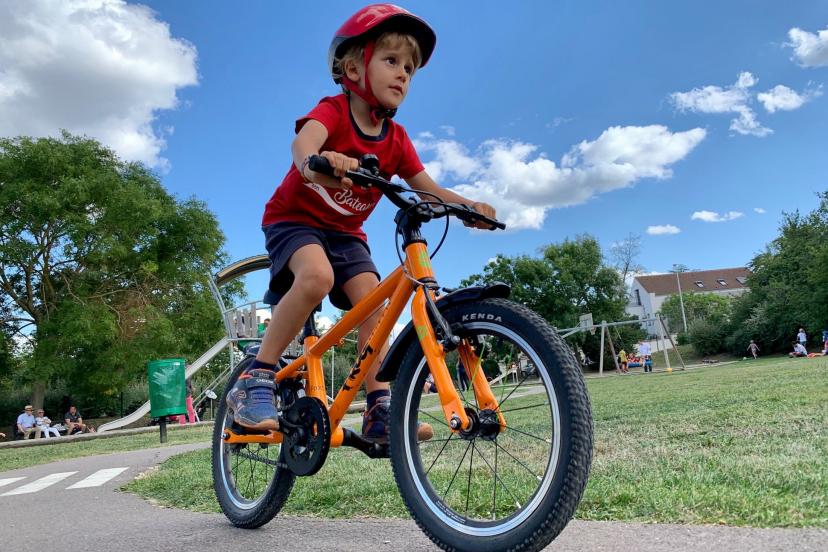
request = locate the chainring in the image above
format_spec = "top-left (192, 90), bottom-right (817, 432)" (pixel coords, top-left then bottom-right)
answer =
top-left (282, 396), bottom-right (330, 476)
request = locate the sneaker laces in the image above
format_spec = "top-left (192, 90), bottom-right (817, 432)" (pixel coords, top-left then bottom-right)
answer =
top-left (365, 396), bottom-right (391, 423)
top-left (244, 369), bottom-right (276, 405)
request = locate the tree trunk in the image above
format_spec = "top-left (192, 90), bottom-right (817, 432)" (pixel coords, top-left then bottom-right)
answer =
top-left (30, 381), bottom-right (46, 411)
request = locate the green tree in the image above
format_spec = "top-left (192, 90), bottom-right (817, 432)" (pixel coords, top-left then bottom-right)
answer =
top-left (659, 292), bottom-right (732, 334)
top-left (726, 192), bottom-right (828, 354)
top-left (0, 133), bottom-right (236, 409)
top-left (462, 235), bottom-right (639, 367)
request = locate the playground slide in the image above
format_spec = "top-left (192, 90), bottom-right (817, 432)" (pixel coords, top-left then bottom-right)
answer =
top-left (97, 336), bottom-right (231, 433)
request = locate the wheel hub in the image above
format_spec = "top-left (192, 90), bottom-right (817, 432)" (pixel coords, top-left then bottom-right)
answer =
top-left (477, 409), bottom-right (500, 441)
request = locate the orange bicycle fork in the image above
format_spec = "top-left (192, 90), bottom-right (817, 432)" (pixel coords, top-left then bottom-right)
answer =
top-left (223, 243), bottom-right (505, 450)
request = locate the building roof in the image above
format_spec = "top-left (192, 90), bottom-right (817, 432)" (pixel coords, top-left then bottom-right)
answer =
top-left (635, 267), bottom-right (751, 296)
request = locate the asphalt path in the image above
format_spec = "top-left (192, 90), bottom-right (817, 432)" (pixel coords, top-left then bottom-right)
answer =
top-left (2, 444), bottom-right (826, 552)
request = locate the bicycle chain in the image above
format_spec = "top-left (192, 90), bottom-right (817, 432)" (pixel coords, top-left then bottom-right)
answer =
top-left (234, 448), bottom-right (287, 469)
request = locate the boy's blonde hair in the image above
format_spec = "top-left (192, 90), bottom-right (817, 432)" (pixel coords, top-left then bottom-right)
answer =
top-left (333, 32), bottom-right (422, 90)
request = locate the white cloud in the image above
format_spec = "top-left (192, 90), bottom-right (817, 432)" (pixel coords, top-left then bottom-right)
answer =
top-left (729, 107), bottom-right (773, 137)
top-left (439, 125), bottom-right (456, 136)
top-left (787, 26), bottom-right (828, 67)
top-left (316, 316), bottom-right (334, 331)
top-left (691, 210), bottom-right (744, 223)
top-left (646, 225), bottom-right (681, 235)
top-left (546, 116), bottom-right (573, 129)
top-left (757, 84), bottom-right (822, 113)
top-left (671, 72), bottom-right (754, 114)
top-left (671, 72), bottom-right (773, 137)
top-left (0, 0), bottom-right (198, 168)
top-left (415, 125), bottom-right (705, 230)
top-left (754, 207), bottom-right (766, 214)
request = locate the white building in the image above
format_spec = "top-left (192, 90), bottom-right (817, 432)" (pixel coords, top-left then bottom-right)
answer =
top-left (626, 267), bottom-right (751, 328)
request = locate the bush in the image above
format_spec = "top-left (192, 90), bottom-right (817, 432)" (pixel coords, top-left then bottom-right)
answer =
top-left (689, 319), bottom-right (725, 356)
top-left (676, 331), bottom-right (690, 346)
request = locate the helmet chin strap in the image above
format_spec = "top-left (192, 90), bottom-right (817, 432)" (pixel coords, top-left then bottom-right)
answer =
top-left (341, 41), bottom-right (397, 126)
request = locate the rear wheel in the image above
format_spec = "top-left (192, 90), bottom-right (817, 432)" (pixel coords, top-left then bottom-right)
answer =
top-left (212, 356), bottom-right (296, 528)
top-left (390, 298), bottom-right (593, 551)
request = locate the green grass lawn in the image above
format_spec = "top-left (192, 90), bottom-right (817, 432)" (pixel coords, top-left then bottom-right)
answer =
top-left (0, 425), bottom-right (213, 472)
top-left (126, 356), bottom-right (828, 527)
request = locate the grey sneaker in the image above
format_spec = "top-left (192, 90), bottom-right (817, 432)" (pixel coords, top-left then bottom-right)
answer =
top-left (226, 369), bottom-right (279, 431)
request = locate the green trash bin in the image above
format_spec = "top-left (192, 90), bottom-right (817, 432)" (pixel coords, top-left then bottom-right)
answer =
top-left (147, 358), bottom-right (187, 418)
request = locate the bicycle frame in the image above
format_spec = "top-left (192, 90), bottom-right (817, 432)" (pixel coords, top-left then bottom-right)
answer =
top-left (223, 240), bottom-right (505, 448)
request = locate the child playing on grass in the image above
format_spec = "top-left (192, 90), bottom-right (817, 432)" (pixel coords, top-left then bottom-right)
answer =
top-left (228, 5), bottom-right (496, 443)
top-left (747, 339), bottom-right (760, 359)
top-left (618, 348), bottom-right (629, 373)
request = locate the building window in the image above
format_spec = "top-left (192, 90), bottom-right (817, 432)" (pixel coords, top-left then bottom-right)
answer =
top-left (634, 289), bottom-right (641, 306)
top-left (717, 279), bottom-right (727, 286)
top-left (694, 281), bottom-right (704, 288)
top-left (736, 276), bottom-right (747, 285)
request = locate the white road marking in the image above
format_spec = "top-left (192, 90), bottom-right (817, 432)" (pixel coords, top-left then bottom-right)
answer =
top-left (1, 472), bottom-right (77, 496)
top-left (66, 467), bottom-right (129, 489)
top-left (0, 477), bottom-right (26, 488)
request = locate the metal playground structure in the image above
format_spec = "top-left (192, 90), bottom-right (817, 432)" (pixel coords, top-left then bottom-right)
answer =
top-left (99, 255), bottom-right (281, 432)
top-left (556, 314), bottom-right (686, 375)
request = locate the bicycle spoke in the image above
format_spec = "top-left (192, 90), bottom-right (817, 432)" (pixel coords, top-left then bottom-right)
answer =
top-left (497, 372), bottom-right (531, 410)
top-left (465, 438), bottom-right (475, 520)
top-left (498, 401), bottom-right (550, 414)
top-left (502, 424), bottom-right (553, 444)
top-left (443, 440), bottom-right (473, 500)
top-left (474, 442), bottom-right (524, 510)
top-left (426, 434), bottom-right (456, 475)
top-left (418, 407), bottom-right (449, 427)
top-left (492, 438), bottom-right (498, 519)
top-left (494, 440), bottom-right (542, 481)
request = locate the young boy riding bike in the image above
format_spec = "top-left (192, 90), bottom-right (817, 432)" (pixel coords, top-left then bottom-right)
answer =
top-left (228, 4), bottom-right (496, 444)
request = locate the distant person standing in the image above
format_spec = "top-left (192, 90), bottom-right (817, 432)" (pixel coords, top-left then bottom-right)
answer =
top-left (618, 348), bottom-right (629, 374)
top-left (457, 360), bottom-right (470, 391)
top-left (177, 379), bottom-right (197, 425)
top-left (747, 340), bottom-right (760, 360)
top-left (638, 340), bottom-right (652, 373)
top-left (797, 328), bottom-right (808, 347)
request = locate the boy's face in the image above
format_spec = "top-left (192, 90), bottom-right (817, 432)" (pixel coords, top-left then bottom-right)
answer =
top-left (350, 42), bottom-right (415, 110)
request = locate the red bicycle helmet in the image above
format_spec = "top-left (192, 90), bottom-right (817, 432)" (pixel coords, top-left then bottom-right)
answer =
top-left (328, 4), bottom-right (436, 123)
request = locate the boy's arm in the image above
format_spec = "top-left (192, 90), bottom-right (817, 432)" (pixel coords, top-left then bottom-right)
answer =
top-left (405, 171), bottom-right (496, 229)
top-left (292, 120), bottom-right (357, 190)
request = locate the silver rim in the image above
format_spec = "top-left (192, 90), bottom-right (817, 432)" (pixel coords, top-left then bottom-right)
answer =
top-left (218, 406), bottom-right (281, 510)
top-left (402, 322), bottom-right (562, 536)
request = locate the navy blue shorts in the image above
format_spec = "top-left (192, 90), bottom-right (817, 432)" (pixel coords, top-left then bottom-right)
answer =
top-left (262, 222), bottom-right (379, 310)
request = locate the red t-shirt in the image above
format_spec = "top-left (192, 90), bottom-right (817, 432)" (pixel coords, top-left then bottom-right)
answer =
top-left (262, 94), bottom-right (424, 242)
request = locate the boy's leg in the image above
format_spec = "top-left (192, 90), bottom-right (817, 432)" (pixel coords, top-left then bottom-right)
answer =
top-left (341, 272), bottom-right (390, 395)
top-left (228, 244), bottom-right (334, 430)
top-left (342, 272), bottom-right (433, 443)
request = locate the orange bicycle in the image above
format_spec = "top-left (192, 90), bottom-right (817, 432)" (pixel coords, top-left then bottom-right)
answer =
top-left (212, 155), bottom-right (593, 551)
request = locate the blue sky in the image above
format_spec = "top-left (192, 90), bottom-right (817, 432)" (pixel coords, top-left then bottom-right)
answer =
top-left (2, 1), bottom-right (828, 320)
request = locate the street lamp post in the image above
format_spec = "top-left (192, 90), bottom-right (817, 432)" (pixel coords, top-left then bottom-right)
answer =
top-left (672, 264), bottom-right (688, 333)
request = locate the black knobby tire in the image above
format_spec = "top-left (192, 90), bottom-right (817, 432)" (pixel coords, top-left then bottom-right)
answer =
top-left (212, 356), bottom-right (296, 528)
top-left (389, 298), bottom-right (593, 552)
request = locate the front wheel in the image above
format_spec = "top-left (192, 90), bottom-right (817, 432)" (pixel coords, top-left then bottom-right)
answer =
top-left (390, 298), bottom-right (593, 551)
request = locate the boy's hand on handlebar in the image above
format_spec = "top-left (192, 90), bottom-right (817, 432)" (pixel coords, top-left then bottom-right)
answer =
top-left (306, 151), bottom-right (358, 189)
top-left (466, 201), bottom-right (497, 229)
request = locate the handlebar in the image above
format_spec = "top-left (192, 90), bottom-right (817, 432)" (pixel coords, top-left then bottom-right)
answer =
top-left (307, 155), bottom-right (506, 231)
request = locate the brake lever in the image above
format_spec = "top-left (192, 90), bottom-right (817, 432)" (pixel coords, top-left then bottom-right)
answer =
top-left (448, 203), bottom-right (506, 231)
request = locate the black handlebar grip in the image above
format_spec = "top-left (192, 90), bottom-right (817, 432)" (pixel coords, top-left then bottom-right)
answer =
top-left (307, 155), bottom-right (336, 177)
